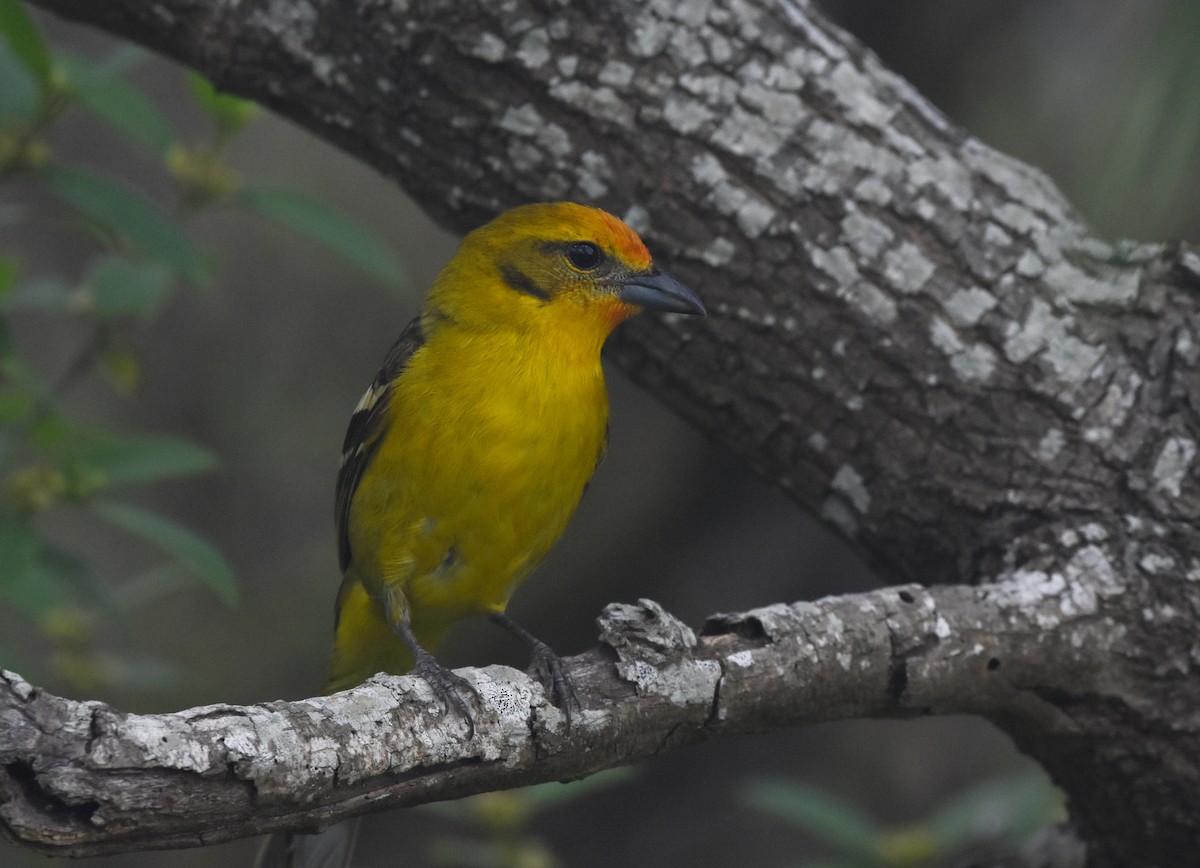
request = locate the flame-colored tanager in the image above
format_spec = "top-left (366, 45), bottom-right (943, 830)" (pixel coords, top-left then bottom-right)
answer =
top-left (326, 202), bottom-right (705, 723)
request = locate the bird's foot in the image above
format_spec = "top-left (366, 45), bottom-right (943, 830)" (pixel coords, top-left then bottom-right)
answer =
top-left (527, 639), bottom-right (581, 728)
top-left (410, 649), bottom-right (479, 738)
top-left (487, 611), bottom-right (580, 728)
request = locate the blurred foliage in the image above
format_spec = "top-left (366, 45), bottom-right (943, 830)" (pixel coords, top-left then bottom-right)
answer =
top-left (1078, 2), bottom-right (1200, 241)
top-left (741, 772), bottom-right (1063, 867)
top-left (421, 769), bottom-right (637, 868)
top-left (0, 0), bottom-right (405, 694)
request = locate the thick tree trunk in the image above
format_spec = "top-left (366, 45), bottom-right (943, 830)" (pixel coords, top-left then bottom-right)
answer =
top-left (9, 0), bottom-right (1200, 864)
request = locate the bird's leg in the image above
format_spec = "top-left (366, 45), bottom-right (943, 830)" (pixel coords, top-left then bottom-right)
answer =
top-left (488, 611), bottom-right (580, 726)
top-left (384, 588), bottom-right (479, 738)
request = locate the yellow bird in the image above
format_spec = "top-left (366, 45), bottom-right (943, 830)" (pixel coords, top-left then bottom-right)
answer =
top-left (325, 202), bottom-right (705, 722)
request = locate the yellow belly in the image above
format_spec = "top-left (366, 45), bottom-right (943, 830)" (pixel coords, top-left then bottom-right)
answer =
top-left (326, 332), bottom-right (608, 691)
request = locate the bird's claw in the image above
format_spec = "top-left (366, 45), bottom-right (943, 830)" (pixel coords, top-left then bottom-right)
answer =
top-left (528, 640), bottom-right (580, 728)
top-left (411, 649), bottom-right (479, 738)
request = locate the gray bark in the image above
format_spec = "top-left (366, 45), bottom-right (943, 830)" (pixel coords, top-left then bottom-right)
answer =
top-left (9, 0), bottom-right (1200, 865)
top-left (0, 582), bottom-right (1115, 859)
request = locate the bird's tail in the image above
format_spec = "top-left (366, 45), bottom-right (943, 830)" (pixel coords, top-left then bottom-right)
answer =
top-left (254, 820), bottom-right (361, 868)
top-left (324, 576), bottom-right (452, 693)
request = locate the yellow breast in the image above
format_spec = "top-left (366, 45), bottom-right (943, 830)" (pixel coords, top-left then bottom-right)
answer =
top-left (347, 320), bottom-right (609, 624)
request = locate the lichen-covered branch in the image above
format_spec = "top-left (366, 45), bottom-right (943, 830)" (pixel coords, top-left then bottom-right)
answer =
top-left (19, 0), bottom-right (1200, 864)
top-left (0, 579), bottom-right (1119, 858)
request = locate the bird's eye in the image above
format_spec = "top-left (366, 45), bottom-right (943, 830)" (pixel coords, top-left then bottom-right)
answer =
top-left (565, 241), bottom-right (602, 271)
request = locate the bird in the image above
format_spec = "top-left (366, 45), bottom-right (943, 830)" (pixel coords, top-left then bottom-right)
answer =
top-left (325, 201), bottom-right (705, 726)
top-left (256, 202), bottom-right (704, 868)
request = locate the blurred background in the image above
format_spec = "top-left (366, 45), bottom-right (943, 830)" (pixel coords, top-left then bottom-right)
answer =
top-left (2, 0), bottom-right (1197, 865)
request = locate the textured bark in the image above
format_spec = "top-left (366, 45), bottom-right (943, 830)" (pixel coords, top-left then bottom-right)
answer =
top-left (13, 0), bottom-right (1200, 865)
top-left (0, 583), bottom-right (1120, 858)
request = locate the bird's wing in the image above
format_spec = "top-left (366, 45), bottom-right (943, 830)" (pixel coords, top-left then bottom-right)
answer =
top-left (335, 316), bottom-right (425, 572)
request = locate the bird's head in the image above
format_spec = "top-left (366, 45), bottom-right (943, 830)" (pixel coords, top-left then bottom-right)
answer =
top-left (425, 203), bottom-right (704, 347)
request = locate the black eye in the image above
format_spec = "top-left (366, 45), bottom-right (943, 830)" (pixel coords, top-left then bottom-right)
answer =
top-left (566, 241), bottom-right (602, 271)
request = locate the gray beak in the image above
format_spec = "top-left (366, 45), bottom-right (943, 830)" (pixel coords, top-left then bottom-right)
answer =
top-left (618, 268), bottom-right (706, 316)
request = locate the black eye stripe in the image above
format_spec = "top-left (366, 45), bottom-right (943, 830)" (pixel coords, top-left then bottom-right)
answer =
top-left (566, 241), bottom-right (602, 270)
top-left (500, 263), bottom-right (551, 301)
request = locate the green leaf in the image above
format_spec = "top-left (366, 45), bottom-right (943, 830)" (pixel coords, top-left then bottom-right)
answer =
top-left (94, 44), bottom-right (149, 78)
top-left (38, 540), bottom-right (119, 615)
top-left (0, 387), bottom-right (34, 423)
top-left (1, 355), bottom-right (52, 411)
top-left (76, 431), bottom-right (216, 487)
top-left (238, 187), bottom-right (407, 288)
top-left (0, 0), bottom-right (50, 84)
top-left (0, 516), bottom-right (65, 618)
top-left (0, 515), bottom-right (39, 578)
top-left (101, 348), bottom-right (140, 394)
top-left (741, 779), bottom-right (881, 858)
top-left (60, 54), bottom-right (175, 156)
top-left (0, 257), bottom-right (16, 299)
top-left (521, 768), bottom-right (638, 811)
top-left (113, 562), bottom-right (196, 611)
top-left (187, 71), bottom-right (258, 134)
top-left (28, 407), bottom-right (68, 450)
top-left (0, 38), bottom-right (38, 121)
top-left (89, 256), bottom-right (174, 321)
top-left (92, 500), bottom-right (237, 604)
top-left (927, 773), bottom-right (1062, 852)
top-left (0, 264), bottom-right (12, 350)
top-left (40, 166), bottom-right (208, 283)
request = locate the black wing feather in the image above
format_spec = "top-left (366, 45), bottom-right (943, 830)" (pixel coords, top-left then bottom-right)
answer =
top-left (335, 317), bottom-right (426, 572)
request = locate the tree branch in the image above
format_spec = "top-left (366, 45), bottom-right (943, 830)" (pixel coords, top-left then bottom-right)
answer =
top-left (18, 0), bottom-right (1200, 864)
top-left (1, 577), bottom-right (1113, 857)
